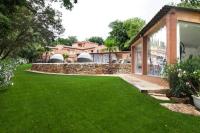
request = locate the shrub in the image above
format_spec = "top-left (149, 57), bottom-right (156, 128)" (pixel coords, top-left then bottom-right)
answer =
top-left (164, 57), bottom-right (200, 98)
top-left (0, 58), bottom-right (27, 89)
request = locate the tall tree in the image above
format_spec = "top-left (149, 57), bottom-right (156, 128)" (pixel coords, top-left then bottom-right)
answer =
top-left (108, 20), bottom-right (129, 51)
top-left (87, 36), bottom-right (104, 45)
top-left (107, 18), bottom-right (145, 51)
top-left (104, 38), bottom-right (118, 73)
top-left (124, 18), bottom-right (145, 39)
top-left (0, 0), bottom-right (77, 60)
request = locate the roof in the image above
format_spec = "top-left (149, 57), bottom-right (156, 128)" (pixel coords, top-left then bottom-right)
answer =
top-left (130, 5), bottom-right (200, 45)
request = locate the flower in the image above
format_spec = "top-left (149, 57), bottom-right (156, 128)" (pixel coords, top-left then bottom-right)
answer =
top-left (186, 82), bottom-right (191, 88)
top-left (186, 82), bottom-right (190, 86)
top-left (193, 71), bottom-right (197, 74)
top-left (178, 73), bottom-right (182, 78)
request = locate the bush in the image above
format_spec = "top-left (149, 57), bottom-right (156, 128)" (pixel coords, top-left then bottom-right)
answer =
top-left (0, 58), bottom-right (28, 89)
top-left (164, 57), bottom-right (200, 98)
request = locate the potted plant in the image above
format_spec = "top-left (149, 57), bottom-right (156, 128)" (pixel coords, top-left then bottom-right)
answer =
top-left (163, 57), bottom-right (200, 105)
top-left (192, 94), bottom-right (200, 109)
top-left (189, 70), bottom-right (200, 109)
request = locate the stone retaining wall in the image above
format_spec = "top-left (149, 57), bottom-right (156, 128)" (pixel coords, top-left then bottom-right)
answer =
top-left (31, 63), bottom-right (131, 74)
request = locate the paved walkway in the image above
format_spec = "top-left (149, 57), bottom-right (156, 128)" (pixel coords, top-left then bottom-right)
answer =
top-left (117, 74), bottom-right (168, 93)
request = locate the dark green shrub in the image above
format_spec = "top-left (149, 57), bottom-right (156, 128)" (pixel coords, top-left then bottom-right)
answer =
top-left (164, 57), bottom-right (200, 97)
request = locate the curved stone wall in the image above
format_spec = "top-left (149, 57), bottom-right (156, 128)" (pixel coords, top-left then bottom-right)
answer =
top-left (31, 63), bottom-right (131, 74)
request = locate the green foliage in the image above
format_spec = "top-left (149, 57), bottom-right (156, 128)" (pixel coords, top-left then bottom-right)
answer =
top-left (0, 58), bottom-right (27, 89)
top-left (104, 38), bottom-right (118, 66)
top-left (124, 18), bottom-right (145, 49)
top-left (17, 44), bottom-right (45, 63)
top-left (0, 60), bottom-right (15, 89)
top-left (177, 0), bottom-right (200, 8)
top-left (0, 0), bottom-right (77, 60)
top-left (124, 18), bottom-right (146, 38)
top-left (52, 36), bottom-right (78, 46)
top-left (104, 38), bottom-right (118, 51)
top-left (164, 57), bottom-right (200, 97)
top-left (87, 36), bottom-right (104, 45)
top-left (63, 53), bottom-right (69, 59)
top-left (108, 20), bottom-right (129, 51)
top-left (107, 18), bottom-right (145, 51)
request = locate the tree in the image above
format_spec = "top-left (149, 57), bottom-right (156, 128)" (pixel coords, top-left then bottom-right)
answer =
top-left (107, 18), bottom-right (145, 51)
top-left (52, 36), bottom-right (78, 46)
top-left (17, 44), bottom-right (45, 63)
top-left (104, 38), bottom-right (118, 67)
top-left (68, 36), bottom-right (78, 45)
top-left (87, 36), bottom-right (104, 45)
top-left (124, 18), bottom-right (145, 49)
top-left (108, 20), bottom-right (129, 51)
top-left (0, 0), bottom-right (77, 60)
top-left (124, 18), bottom-right (145, 39)
top-left (177, 0), bottom-right (200, 8)
top-left (44, 46), bottom-right (51, 63)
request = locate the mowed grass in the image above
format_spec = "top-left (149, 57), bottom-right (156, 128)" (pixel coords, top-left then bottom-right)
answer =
top-left (0, 65), bottom-right (199, 133)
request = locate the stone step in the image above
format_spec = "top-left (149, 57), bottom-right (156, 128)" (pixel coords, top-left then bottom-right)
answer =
top-left (148, 93), bottom-right (167, 97)
top-left (141, 89), bottom-right (169, 94)
top-left (148, 92), bottom-right (170, 101)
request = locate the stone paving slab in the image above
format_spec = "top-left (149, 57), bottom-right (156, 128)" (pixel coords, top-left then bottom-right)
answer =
top-left (117, 74), bottom-right (169, 93)
top-left (148, 93), bottom-right (170, 101)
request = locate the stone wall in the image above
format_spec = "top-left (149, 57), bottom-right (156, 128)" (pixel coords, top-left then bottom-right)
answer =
top-left (31, 63), bottom-right (131, 74)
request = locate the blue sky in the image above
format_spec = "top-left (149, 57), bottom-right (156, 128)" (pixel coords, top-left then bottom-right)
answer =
top-left (53, 0), bottom-right (180, 40)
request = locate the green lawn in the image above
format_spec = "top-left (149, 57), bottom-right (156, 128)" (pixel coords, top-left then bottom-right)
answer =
top-left (0, 65), bottom-right (199, 133)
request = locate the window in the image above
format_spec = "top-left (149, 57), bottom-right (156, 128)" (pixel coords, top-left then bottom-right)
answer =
top-left (147, 26), bottom-right (167, 76)
top-left (135, 44), bottom-right (142, 74)
top-left (178, 21), bottom-right (200, 60)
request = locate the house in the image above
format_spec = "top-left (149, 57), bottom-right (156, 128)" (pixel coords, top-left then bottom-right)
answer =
top-left (47, 42), bottom-right (106, 62)
top-left (131, 5), bottom-right (200, 86)
top-left (45, 41), bottom-right (131, 63)
top-left (91, 51), bottom-right (131, 64)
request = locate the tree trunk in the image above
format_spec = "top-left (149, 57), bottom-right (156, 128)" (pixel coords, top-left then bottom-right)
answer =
top-left (45, 52), bottom-right (48, 63)
top-left (0, 50), bottom-right (12, 60)
top-left (109, 50), bottom-right (111, 65)
top-left (108, 50), bottom-right (113, 74)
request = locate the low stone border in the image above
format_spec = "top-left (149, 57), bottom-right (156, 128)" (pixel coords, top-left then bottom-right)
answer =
top-left (161, 103), bottom-right (200, 116)
top-left (31, 63), bottom-right (131, 74)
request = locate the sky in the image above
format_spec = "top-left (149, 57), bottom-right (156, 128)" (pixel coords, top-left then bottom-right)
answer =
top-left (53, 0), bottom-right (180, 41)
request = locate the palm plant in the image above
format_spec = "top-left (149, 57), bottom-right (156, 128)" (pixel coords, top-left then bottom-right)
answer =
top-left (44, 46), bottom-right (51, 63)
top-left (104, 38), bottom-right (118, 73)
